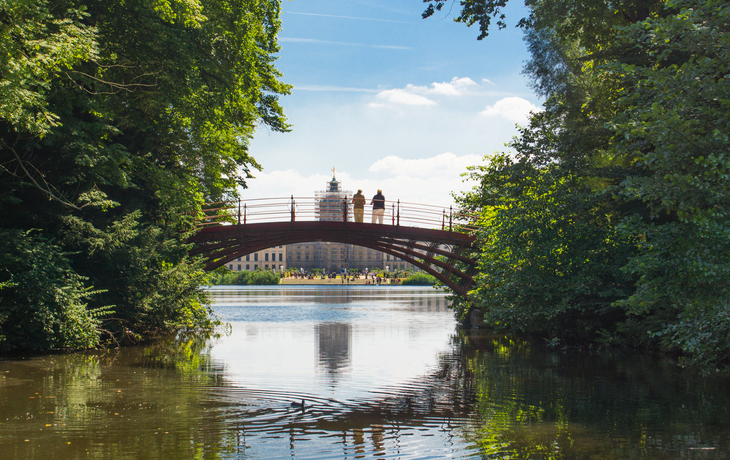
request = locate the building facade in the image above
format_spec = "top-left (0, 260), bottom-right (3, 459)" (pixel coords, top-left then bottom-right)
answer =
top-left (226, 245), bottom-right (287, 272)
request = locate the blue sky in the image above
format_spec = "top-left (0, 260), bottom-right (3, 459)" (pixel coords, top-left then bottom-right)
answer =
top-left (245, 0), bottom-right (539, 205)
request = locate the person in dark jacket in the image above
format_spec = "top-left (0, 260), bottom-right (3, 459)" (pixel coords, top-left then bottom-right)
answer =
top-left (371, 189), bottom-right (385, 224)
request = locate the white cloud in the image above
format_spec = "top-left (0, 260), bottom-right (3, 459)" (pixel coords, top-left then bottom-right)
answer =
top-left (243, 153), bottom-right (486, 208)
top-left (370, 77), bottom-right (479, 107)
top-left (427, 77), bottom-right (477, 95)
top-left (368, 77), bottom-right (485, 108)
top-left (369, 88), bottom-right (436, 107)
top-left (369, 152), bottom-right (482, 178)
top-left (479, 96), bottom-right (541, 122)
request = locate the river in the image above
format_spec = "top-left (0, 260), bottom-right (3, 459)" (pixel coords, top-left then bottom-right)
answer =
top-left (1, 285), bottom-right (728, 459)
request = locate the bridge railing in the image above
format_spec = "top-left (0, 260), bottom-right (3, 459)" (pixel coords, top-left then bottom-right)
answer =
top-left (195, 196), bottom-right (478, 233)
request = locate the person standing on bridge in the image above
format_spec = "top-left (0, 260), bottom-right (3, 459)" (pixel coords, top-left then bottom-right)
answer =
top-left (352, 189), bottom-right (365, 223)
top-left (371, 189), bottom-right (385, 224)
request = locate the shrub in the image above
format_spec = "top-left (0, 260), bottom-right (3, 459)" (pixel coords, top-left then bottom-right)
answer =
top-left (209, 269), bottom-right (280, 285)
top-left (0, 230), bottom-right (108, 350)
top-left (401, 273), bottom-right (438, 286)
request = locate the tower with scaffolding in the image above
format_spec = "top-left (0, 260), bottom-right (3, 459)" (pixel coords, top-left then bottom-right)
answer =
top-left (315, 169), bottom-right (352, 222)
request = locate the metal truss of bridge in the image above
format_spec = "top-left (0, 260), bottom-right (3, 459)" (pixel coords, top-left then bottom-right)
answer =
top-left (188, 196), bottom-right (478, 297)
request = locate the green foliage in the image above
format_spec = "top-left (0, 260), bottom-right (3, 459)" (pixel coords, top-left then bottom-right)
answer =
top-left (0, 230), bottom-right (108, 350)
top-left (401, 273), bottom-right (438, 286)
top-left (60, 212), bottom-right (216, 339)
top-left (460, 152), bottom-right (635, 341)
top-left (440, 0), bottom-right (730, 370)
top-left (608, 0), bottom-right (730, 367)
top-left (422, 0), bottom-right (662, 40)
top-left (0, 0), bottom-right (98, 136)
top-left (0, 0), bottom-right (289, 350)
top-left (209, 269), bottom-right (280, 285)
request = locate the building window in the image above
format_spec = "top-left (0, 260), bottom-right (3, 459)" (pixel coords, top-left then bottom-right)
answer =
top-left (254, 253), bottom-right (258, 261)
top-left (265, 253), bottom-right (269, 261)
top-left (279, 253), bottom-right (283, 261)
top-left (386, 255), bottom-right (390, 261)
top-left (237, 257), bottom-right (241, 261)
top-left (246, 264), bottom-right (250, 270)
top-left (254, 264), bottom-right (258, 270)
top-left (237, 264), bottom-right (241, 270)
top-left (265, 264), bottom-right (269, 270)
top-left (279, 245), bottom-right (283, 248)
top-left (228, 264), bottom-right (233, 270)
top-left (246, 254), bottom-right (250, 261)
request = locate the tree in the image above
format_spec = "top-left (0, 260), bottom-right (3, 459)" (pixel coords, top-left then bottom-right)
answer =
top-left (0, 0), bottom-right (290, 349)
top-left (430, 0), bottom-right (730, 368)
top-left (608, 0), bottom-right (730, 367)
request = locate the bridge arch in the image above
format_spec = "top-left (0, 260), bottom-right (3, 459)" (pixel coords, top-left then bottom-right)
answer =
top-left (188, 221), bottom-right (477, 297)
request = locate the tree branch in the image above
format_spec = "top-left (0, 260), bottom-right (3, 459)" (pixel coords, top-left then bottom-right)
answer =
top-left (0, 138), bottom-right (83, 210)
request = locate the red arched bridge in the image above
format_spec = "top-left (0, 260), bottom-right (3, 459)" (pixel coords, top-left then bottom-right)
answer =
top-left (188, 197), bottom-right (478, 297)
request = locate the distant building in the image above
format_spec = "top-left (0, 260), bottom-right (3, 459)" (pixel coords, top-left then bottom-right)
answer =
top-left (226, 245), bottom-right (286, 272)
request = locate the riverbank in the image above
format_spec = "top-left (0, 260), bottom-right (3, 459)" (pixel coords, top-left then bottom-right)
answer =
top-left (280, 277), bottom-right (395, 285)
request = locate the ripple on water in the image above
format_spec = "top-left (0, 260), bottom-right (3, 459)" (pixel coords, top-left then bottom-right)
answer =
top-left (202, 350), bottom-right (482, 459)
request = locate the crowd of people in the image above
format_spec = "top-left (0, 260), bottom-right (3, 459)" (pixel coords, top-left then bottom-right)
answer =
top-left (285, 269), bottom-right (404, 285)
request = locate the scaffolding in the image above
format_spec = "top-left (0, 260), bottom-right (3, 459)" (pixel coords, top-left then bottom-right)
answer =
top-left (315, 176), bottom-right (352, 222)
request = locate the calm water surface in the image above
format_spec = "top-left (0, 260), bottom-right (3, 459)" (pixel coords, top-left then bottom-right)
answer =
top-left (1, 285), bottom-right (729, 459)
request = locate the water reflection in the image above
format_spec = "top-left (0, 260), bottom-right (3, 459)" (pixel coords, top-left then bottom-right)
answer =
top-left (0, 334), bottom-right (231, 460)
top-left (1, 287), bottom-right (729, 459)
top-left (455, 331), bottom-right (730, 459)
top-left (210, 285), bottom-right (450, 311)
top-left (315, 322), bottom-right (352, 380)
